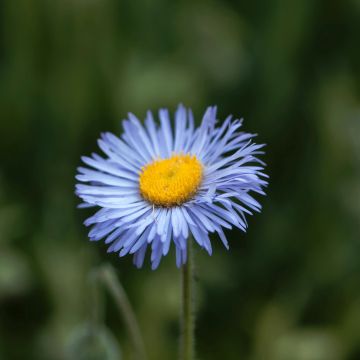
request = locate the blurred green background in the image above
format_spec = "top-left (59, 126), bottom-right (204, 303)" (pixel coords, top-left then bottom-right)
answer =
top-left (1, 0), bottom-right (360, 359)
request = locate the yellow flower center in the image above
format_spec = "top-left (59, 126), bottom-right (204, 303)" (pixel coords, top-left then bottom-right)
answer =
top-left (139, 154), bottom-right (203, 207)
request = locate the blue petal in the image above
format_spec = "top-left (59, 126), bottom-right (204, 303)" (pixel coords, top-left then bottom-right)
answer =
top-left (159, 108), bottom-right (173, 157)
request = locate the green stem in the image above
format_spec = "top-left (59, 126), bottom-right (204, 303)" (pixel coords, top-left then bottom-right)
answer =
top-left (88, 270), bottom-right (103, 330)
top-left (99, 264), bottom-right (147, 360)
top-left (180, 239), bottom-right (195, 360)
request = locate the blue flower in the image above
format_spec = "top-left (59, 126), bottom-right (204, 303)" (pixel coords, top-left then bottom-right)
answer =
top-left (76, 105), bottom-right (268, 269)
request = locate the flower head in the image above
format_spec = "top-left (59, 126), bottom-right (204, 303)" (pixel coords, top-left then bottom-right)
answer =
top-left (76, 105), bottom-right (268, 269)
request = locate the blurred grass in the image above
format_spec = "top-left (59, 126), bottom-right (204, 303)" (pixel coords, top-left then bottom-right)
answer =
top-left (1, 0), bottom-right (360, 359)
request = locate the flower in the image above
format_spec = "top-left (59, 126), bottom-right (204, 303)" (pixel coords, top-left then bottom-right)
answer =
top-left (75, 105), bottom-right (268, 269)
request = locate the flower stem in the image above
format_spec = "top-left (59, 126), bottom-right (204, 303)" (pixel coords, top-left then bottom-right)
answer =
top-left (180, 239), bottom-right (195, 360)
top-left (99, 264), bottom-right (147, 360)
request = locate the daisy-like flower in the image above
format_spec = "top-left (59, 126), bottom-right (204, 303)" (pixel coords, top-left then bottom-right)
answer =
top-left (76, 105), bottom-right (267, 269)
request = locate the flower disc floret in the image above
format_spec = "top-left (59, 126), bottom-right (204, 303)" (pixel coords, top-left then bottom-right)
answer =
top-left (139, 154), bottom-right (203, 207)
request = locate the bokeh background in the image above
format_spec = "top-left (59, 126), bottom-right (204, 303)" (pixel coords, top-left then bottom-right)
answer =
top-left (1, 0), bottom-right (360, 359)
